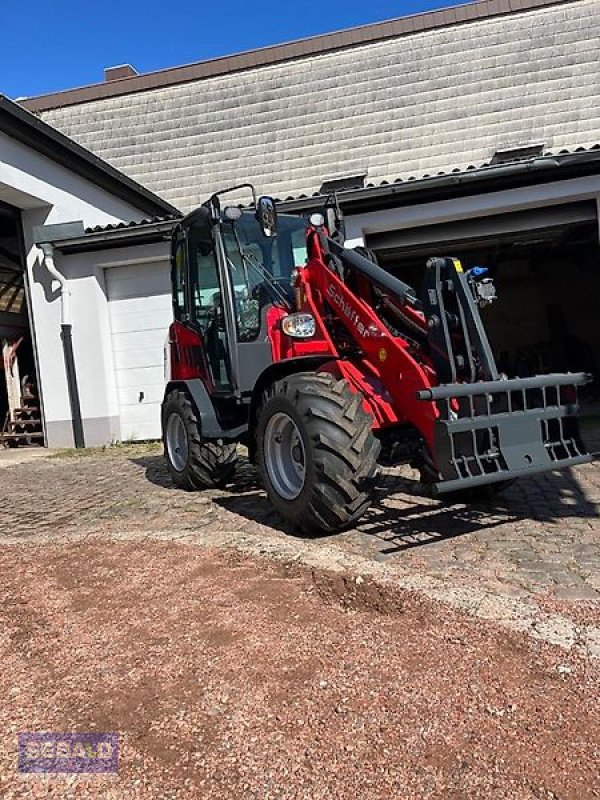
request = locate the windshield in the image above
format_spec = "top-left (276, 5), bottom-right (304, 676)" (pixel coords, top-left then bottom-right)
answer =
top-left (221, 212), bottom-right (308, 341)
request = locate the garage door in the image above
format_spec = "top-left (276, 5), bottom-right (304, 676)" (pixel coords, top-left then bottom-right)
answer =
top-left (106, 261), bottom-right (172, 441)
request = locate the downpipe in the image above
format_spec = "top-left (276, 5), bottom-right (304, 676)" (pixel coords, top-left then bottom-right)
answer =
top-left (39, 243), bottom-right (85, 449)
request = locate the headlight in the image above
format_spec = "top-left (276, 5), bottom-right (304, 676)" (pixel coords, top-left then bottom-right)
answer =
top-left (281, 313), bottom-right (316, 339)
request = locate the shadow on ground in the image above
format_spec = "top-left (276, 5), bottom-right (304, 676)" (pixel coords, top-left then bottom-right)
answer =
top-left (132, 455), bottom-right (599, 552)
top-left (133, 455), bottom-right (262, 493)
top-left (213, 470), bottom-right (524, 548)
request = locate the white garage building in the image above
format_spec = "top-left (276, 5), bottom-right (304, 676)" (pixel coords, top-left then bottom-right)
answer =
top-left (0, 95), bottom-right (176, 447)
top-left (53, 234), bottom-right (174, 444)
top-left (3, 0), bottom-right (600, 447)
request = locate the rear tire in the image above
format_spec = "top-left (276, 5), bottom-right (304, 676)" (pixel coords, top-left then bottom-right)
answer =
top-left (162, 389), bottom-right (237, 490)
top-left (256, 372), bottom-right (380, 534)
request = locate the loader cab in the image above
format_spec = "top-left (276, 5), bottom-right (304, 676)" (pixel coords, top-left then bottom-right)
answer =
top-left (169, 202), bottom-right (308, 397)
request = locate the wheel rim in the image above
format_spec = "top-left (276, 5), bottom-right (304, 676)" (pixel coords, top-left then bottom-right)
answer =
top-left (166, 413), bottom-right (189, 472)
top-left (264, 412), bottom-right (306, 501)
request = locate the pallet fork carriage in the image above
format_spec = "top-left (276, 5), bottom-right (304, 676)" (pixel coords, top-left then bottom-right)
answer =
top-left (161, 186), bottom-right (591, 533)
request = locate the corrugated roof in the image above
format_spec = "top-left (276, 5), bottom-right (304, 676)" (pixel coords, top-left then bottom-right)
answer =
top-left (72, 144), bottom-right (600, 240)
top-left (84, 214), bottom-right (180, 234)
top-left (276, 144), bottom-right (600, 203)
top-left (549, 144), bottom-right (600, 156)
top-left (49, 141), bottom-right (600, 256)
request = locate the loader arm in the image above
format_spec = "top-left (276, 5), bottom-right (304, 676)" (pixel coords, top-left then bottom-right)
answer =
top-left (300, 229), bottom-right (439, 450)
top-left (297, 226), bottom-right (592, 491)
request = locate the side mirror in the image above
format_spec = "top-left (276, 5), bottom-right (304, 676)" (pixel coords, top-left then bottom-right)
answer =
top-left (256, 196), bottom-right (277, 237)
top-left (325, 199), bottom-right (345, 243)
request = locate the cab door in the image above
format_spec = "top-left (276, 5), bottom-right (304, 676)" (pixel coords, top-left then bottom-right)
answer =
top-left (171, 212), bottom-right (236, 393)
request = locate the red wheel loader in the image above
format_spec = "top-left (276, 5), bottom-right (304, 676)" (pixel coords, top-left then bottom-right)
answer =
top-left (162, 185), bottom-right (591, 533)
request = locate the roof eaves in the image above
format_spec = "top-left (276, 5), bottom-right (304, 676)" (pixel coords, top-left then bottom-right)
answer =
top-left (0, 94), bottom-right (179, 218)
top-left (52, 217), bottom-right (179, 253)
top-left (277, 147), bottom-right (600, 213)
top-left (20, 0), bottom-right (572, 112)
top-left (50, 144), bottom-right (600, 251)
top-left (83, 214), bottom-right (181, 234)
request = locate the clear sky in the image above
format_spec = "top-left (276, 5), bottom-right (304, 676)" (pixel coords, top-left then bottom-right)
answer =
top-left (2, 0), bottom-right (462, 100)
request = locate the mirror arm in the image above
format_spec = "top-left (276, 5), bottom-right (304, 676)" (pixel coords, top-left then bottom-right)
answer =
top-left (207, 184), bottom-right (258, 222)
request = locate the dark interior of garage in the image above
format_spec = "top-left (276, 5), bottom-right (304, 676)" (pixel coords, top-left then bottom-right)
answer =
top-left (0, 203), bottom-right (41, 447)
top-left (371, 208), bottom-right (600, 395)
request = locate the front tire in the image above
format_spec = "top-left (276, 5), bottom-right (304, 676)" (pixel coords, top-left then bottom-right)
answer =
top-left (162, 390), bottom-right (237, 490)
top-left (256, 372), bottom-right (380, 534)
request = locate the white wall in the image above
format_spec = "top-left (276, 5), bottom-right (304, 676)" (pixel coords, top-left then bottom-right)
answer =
top-left (55, 242), bottom-right (170, 447)
top-left (0, 130), bottom-right (159, 447)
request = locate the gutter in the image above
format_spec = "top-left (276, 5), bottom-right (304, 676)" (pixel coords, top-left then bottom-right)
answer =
top-left (39, 243), bottom-right (71, 326)
top-left (34, 222), bottom-right (87, 449)
top-left (34, 150), bottom-right (600, 255)
top-left (50, 218), bottom-right (178, 254)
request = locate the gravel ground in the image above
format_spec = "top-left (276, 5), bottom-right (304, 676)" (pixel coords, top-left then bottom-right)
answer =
top-left (2, 445), bottom-right (598, 658)
top-left (0, 540), bottom-right (598, 799)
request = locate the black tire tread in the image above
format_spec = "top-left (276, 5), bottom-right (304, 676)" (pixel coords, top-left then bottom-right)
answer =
top-left (256, 372), bottom-right (380, 533)
top-left (163, 390), bottom-right (237, 490)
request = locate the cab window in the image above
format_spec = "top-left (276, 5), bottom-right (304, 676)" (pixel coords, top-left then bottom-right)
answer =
top-left (186, 216), bottom-right (232, 390)
top-left (221, 213), bottom-right (308, 342)
top-left (171, 233), bottom-right (187, 321)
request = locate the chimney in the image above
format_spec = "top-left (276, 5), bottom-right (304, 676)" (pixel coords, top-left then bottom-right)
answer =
top-left (104, 64), bottom-right (139, 82)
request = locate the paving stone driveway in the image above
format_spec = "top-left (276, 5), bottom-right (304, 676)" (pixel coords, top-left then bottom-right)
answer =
top-left (0, 447), bottom-right (598, 603)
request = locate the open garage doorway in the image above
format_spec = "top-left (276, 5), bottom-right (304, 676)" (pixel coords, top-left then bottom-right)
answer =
top-left (369, 204), bottom-right (600, 381)
top-left (368, 202), bottom-right (600, 443)
top-left (0, 201), bottom-right (43, 448)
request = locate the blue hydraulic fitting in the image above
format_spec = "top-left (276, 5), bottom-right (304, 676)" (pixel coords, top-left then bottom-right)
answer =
top-left (467, 266), bottom-right (489, 279)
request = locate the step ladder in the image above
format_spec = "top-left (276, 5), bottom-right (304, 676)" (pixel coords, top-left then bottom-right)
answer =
top-left (2, 337), bottom-right (44, 448)
top-left (1, 406), bottom-right (44, 447)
